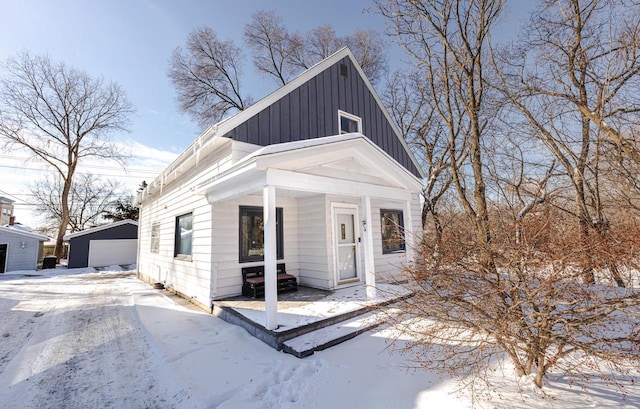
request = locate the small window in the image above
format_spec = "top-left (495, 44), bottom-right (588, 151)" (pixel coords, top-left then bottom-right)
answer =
top-left (380, 209), bottom-right (405, 254)
top-left (174, 213), bottom-right (193, 259)
top-left (239, 206), bottom-right (283, 263)
top-left (339, 110), bottom-right (362, 134)
top-left (150, 222), bottom-right (160, 253)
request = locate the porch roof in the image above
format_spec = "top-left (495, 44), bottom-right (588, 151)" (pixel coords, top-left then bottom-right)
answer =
top-left (196, 133), bottom-right (423, 203)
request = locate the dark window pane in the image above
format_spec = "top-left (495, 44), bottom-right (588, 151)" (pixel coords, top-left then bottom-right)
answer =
top-left (339, 112), bottom-right (361, 134)
top-left (239, 206), bottom-right (283, 262)
top-left (380, 209), bottom-right (405, 254)
top-left (175, 213), bottom-right (193, 257)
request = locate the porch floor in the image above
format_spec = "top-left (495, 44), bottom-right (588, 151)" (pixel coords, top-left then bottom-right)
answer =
top-left (212, 282), bottom-right (411, 357)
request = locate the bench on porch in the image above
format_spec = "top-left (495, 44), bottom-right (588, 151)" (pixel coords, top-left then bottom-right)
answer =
top-left (241, 263), bottom-right (298, 299)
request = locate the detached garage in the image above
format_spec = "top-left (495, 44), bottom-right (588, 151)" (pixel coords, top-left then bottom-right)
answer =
top-left (0, 226), bottom-right (49, 273)
top-left (64, 220), bottom-right (138, 268)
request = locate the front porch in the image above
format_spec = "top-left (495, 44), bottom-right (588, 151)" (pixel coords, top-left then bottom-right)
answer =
top-left (199, 134), bottom-right (423, 332)
top-left (212, 282), bottom-right (411, 357)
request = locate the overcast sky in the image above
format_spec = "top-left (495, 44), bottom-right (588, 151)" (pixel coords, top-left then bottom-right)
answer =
top-left (0, 0), bottom-right (532, 227)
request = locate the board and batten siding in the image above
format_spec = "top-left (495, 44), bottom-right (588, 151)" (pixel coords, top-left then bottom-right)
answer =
top-left (221, 56), bottom-right (421, 178)
top-left (138, 143), bottom-right (237, 307)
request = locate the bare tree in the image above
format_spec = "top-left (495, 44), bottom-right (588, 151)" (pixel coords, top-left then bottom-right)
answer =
top-left (382, 69), bottom-right (455, 246)
top-left (296, 25), bottom-right (342, 65)
top-left (372, 0), bottom-right (640, 397)
top-left (291, 24), bottom-right (387, 83)
top-left (170, 12), bottom-right (387, 122)
top-left (377, 0), bottom-right (504, 270)
top-left (244, 10), bottom-right (302, 85)
top-left (393, 211), bottom-right (640, 393)
top-left (31, 173), bottom-right (125, 233)
top-left (0, 52), bottom-right (133, 259)
top-left (496, 0), bottom-right (640, 285)
top-left (168, 27), bottom-right (252, 127)
top-left (344, 28), bottom-right (387, 84)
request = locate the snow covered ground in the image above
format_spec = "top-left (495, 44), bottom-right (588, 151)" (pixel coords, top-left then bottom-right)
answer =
top-left (0, 266), bottom-right (638, 409)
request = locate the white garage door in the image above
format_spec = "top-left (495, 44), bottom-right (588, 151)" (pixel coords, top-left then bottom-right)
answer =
top-left (88, 239), bottom-right (138, 268)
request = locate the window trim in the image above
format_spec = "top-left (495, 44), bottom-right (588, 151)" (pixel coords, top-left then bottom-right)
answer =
top-left (174, 212), bottom-right (193, 260)
top-left (380, 209), bottom-right (406, 254)
top-left (150, 221), bottom-right (160, 254)
top-left (338, 110), bottom-right (362, 134)
top-left (239, 206), bottom-right (284, 263)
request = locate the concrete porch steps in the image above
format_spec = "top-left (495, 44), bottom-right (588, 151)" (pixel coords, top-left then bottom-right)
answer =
top-left (212, 289), bottom-right (411, 357)
top-left (281, 309), bottom-right (389, 358)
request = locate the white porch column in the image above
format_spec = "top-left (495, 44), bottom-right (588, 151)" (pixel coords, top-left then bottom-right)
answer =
top-left (404, 198), bottom-right (415, 265)
top-left (264, 185), bottom-right (278, 330)
top-left (362, 196), bottom-right (376, 299)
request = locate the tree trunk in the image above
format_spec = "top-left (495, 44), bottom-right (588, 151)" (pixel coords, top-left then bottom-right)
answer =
top-left (54, 173), bottom-right (73, 261)
top-left (534, 356), bottom-right (545, 388)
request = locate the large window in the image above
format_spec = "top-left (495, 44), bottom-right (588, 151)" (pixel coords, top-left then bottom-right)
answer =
top-left (150, 222), bottom-right (160, 253)
top-left (339, 110), bottom-right (362, 134)
top-left (380, 209), bottom-right (405, 254)
top-left (174, 213), bottom-right (193, 259)
top-left (239, 206), bottom-right (283, 263)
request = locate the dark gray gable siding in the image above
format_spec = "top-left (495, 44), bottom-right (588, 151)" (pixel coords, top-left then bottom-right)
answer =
top-left (67, 223), bottom-right (138, 269)
top-left (222, 57), bottom-right (421, 177)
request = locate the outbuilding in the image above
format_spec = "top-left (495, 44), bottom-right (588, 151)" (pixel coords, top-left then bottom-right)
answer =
top-left (0, 225), bottom-right (48, 273)
top-left (64, 220), bottom-right (138, 268)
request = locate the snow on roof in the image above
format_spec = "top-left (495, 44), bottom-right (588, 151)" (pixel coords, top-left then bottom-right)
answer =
top-left (63, 219), bottom-right (138, 240)
top-left (0, 225), bottom-right (49, 241)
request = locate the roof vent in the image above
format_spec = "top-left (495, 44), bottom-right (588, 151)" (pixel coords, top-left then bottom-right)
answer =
top-left (340, 63), bottom-right (348, 77)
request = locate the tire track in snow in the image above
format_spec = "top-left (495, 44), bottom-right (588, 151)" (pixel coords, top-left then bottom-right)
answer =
top-left (0, 271), bottom-right (194, 409)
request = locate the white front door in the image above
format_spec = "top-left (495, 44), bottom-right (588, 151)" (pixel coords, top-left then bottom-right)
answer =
top-left (333, 205), bottom-right (360, 284)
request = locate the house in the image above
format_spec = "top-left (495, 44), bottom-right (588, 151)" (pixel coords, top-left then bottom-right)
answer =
top-left (0, 196), bottom-right (15, 225)
top-left (63, 219), bottom-right (138, 268)
top-left (136, 48), bottom-right (424, 330)
top-left (0, 225), bottom-right (48, 273)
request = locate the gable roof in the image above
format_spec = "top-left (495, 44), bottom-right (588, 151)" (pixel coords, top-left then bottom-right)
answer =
top-left (219, 48), bottom-right (423, 178)
top-left (0, 225), bottom-right (49, 241)
top-left (148, 48), bottom-right (424, 195)
top-left (63, 219), bottom-right (138, 240)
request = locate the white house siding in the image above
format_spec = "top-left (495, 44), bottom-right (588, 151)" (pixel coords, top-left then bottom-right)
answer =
top-left (209, 195), bottom-right (299, 299)
top-left (138, 145), bottom-right (236, 308)
top-left (321, 194), bottom-right (421, 286)
top-left (371, 193), bottom-right (422, 282)
top-left (297, 194), bottom-right (331, 289)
